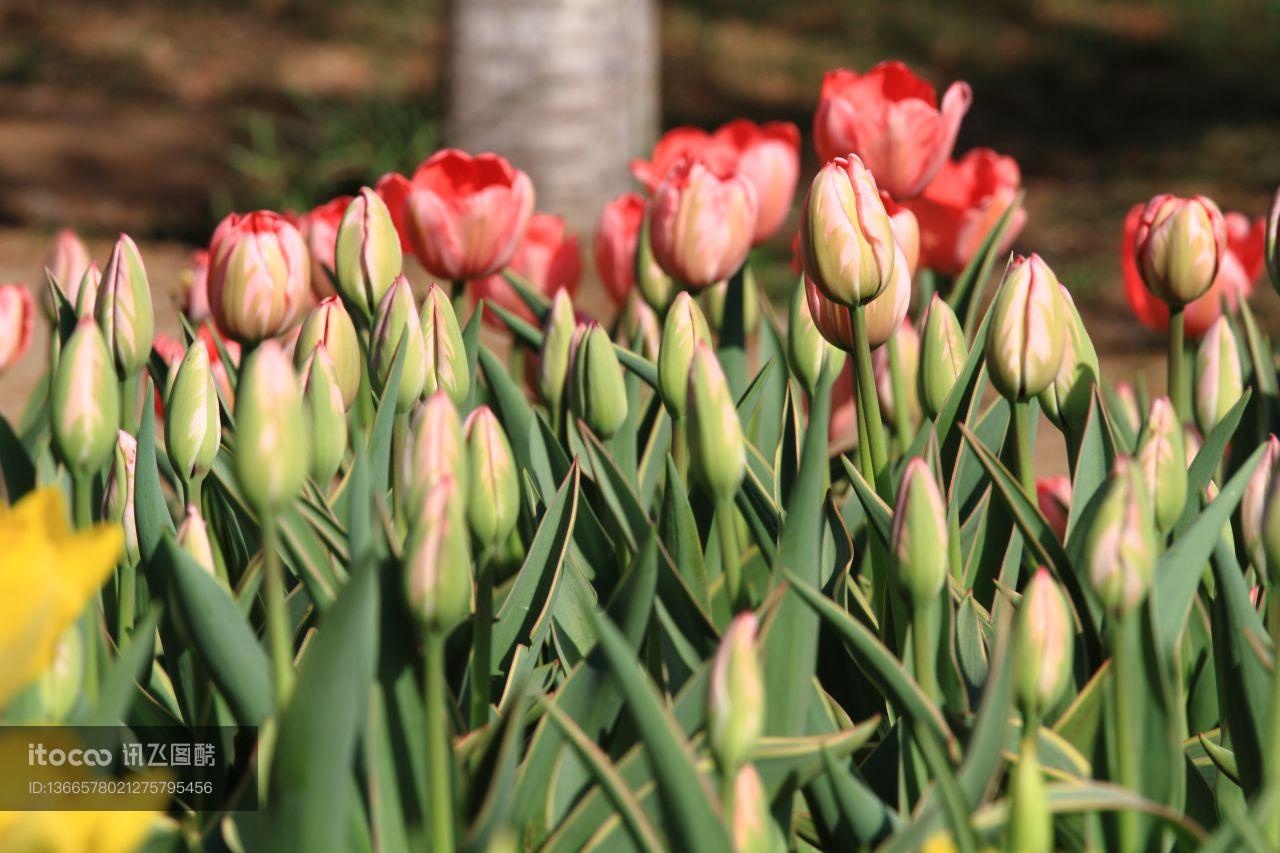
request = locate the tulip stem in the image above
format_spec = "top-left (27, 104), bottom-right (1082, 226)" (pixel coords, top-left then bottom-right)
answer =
top-left (424, 631), bottom-right (455, 853)
top-left (72, 472), bottom-right (94, 529)
top-left (261, 517), bottom-right (295, 709)
top-left (910, 596), bottom-right (941, 704)
top-left (850, 305), bottom-right (889, 496)
top-left (672, 415), bottom-right (689, 483)
top-left (1267, 597), bottom-right (1280, 846)
top-left (1008, 715), bottom-right (1051, 853)
top-left (716, 498), bottom-right (744, 611)
top-left (1169, 307), bottom-right (1187, 425)
top-left (886, 335), bottom-right (913, 450)
top-left (1013, 400), bottom-right (1036, 501)
top-left (469, 549), bottom-right (494, 730)
top-left (1109, 608), bottom-right (1145, 850)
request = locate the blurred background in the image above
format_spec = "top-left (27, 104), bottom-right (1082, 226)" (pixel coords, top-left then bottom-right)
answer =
top-left (2, 0), bottom-right (1280, 392)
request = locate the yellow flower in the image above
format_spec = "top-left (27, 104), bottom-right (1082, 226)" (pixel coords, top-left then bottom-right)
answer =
top-left (0, 487), bottom-right (121, 708)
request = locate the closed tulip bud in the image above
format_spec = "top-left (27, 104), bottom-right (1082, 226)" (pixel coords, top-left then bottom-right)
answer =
top-left (207, 210), bottom-right (311, 344)
top-left (687, 344), bottom-right (747, 502)
top-left (44, 227), bottom-right (90, 314)
top-left (334, 187), bottom-right (403, 323)
top-left (0, 283), bottom-right (35, 374)
top-left (1085, 457), bottom-right (1157, 615)
top-left (701, 268), bottom-right (759, 336)
top-left (539, 289), bottom-right (577, 411)
top-left (94, 234), bottom-right (155, 377)
top-left (872, 317), bottom-right (921, 427)
top-left (401, 392), bottom-right (466, 515)
top-left (985, 254), bottom-right (1067, 401)
top-left (1267, 186), bottom-right (1280, 293)
top-left (1242, 435), bottom-right (1279, 573)
top-left (405, 476), bottom-right (473, 633)
top-left (1015, 568), bottom-right (1074, 716)
top-left (74, 264), bottom-right (101, 318)
top-left (165, 340), bottom-right (221, 487)
top-left (1113, 382), bottom-right (1142, 440)
top-left (635, 216), bottom-right (677, 313)
top-left (572, 323), bottom-right (628, 438)
top-left (1135, 397), bottom-right (1187, 535)
top-left (51, 318), bottom-right (120, 476)
top-left (890, 459), bottom-right (949, 607)
top-left (300, 346), bottom-right (348, 485)
top-left (420, 282), bottom-right (470, 406)
top-left (1036, 476), bottom-right (1072, 543)
top-left (294, 296), bottom-right (361, 409)
top-left (102, 430), bottom-right (139, 565)
top-left (463, 406), bottom-right (520, 547)
top-left (649, 157), bottom-right (757, 288)
top-left (176, 503), bottom-right (216, 575)
top-left (918, 295), bottom-right (967, 418)
top-left (658, 292), bottom-right (713, 418)
top-left (800, 155), bottom-right (899, 308)
top-left (1038, 288), bottom-right (1099, 429)
top-left (1134, 194), bottom-right (1226, 307)
top-left (708, 613), bottom-right (764, 773)
top-left (804, 239), bottom-right (911, 354)
top-left (1195, 316), bottom-right (1243, 437)
top-left (730, 765), bottom-right (773, 853)
top-left (37, 627), bottom-right (85, 722)
top-left (788, 280), bottom-right (842, 397)
top-left (370, 275), bottom-right (426, 412)
top-left (620, 296), bottom-right (661, 361)
top-left (235, 341), bottom-right (308, 515)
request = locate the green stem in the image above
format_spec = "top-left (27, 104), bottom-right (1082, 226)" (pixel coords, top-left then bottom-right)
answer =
top-left (1268, 591), bottom-right (1280, 844)
top-left (910, 596), bottom-right (941, 704)
top-left (72, 473), bottom-right (94, 529)
top-left (118, 558), bottom-right (136, 638)
top-left (1169, 307), bottom-right (1187, 425)
top-left (672, 415), bottom-right (689, 484)
top-left (470, 550), bottom-right (494, 730)
top-left (853, 368), bottom-right (874, 487)
top-left (72, 473), bottom-right (101, 699)
top-left (262, 518), bottom-right (295, 709)
top-left (850, 305), bottom-right (889, 497)
top-left (1110, 609), bottom-right (1144, 851)
top-left (716, 499), bottom-right (743, 611)
top-left (1007, 715), bottom-right (1051, 853)
top-left (425, 632), bottom-right (455, 853)
top-left (119, 373), bottom-right (138, 432)
top-left (1013, 400), bottom-right (1036, 501)
top-left (886, 335), bottom-right (912, 450)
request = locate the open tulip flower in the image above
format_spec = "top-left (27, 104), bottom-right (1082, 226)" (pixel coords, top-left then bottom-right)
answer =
top-left (648, 155), bottom-right (757, 288)
top-left (594, 191), bottom-right (647, 305)
top-left (299, 195), bottom-right (353, 298)
top-left (471, 212), bottom-right (582, 327)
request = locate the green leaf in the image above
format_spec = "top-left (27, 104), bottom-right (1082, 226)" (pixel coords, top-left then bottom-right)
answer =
top-left (947, 192), bottom-right (1024, 334)
top-left (367, 333), bottom-right (410, 499)
top-left (86, 608), bottom-right (162, 726)
top-left (660, 458), bottom-right (709, 609)
top-left (0, 416), bottom-right (36, 500)
top-left (839, 455), bottom-right (892, 549)
top-left (1173, 390), bottom-right (1253, 535)
top-left (134, 378), bottom-right (175, 564)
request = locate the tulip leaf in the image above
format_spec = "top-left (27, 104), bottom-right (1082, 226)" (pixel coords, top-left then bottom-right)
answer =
top-left (930, 310), bottom-right (993, 477)
top-left (134, 378), bottom-right (176, 564)
top-left (840, 454), bottom-right (893, 548)
top-left (0, 415), bottom-right (35, 500)
top-left (1065, 391), bottom-right (1114, 540)
top-left (366, 332), bottom-right (409, 500)
top-left (577, 425), bottom-right (650, 553)
top-left (660, 458), bottom-right (709, 608)
top-left (815, 747), bottom-right (902, 846)
top-left (501, 269), bottom-right (552, 321)
top-left (86, 607), bottom-right (162, 727)
top-left (1174, 389), bottom-right (1253, 535)
top-left (462, 681), bottom-right (531, 852)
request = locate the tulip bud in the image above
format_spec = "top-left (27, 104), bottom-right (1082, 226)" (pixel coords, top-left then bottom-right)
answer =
top-left (918, 294), bottom-right (967, 418)
top-left (985, 254), bottom-right (1067, 401)
top-left (165, 340), bottom-right (222, 488)
top-left (74, 264), bottom-right (101, 318)
top-left (102, 430), bottom-right (139, 565)
top-left (687, 344), bottom-right (746, 502)
top-left (176, 503), bottom-right (216, 575)
top-left (890, 458), bottom-right (949, 607)
top-left (294, 296), bottom-right (361, 409)
top-left (463, 406), bottom-right (520, 547)
top-left (1242, 435), bottom-right (1279, 573)
top-left (1036, 476), bottom-right (1071, 543)
top-left (634, 216), bottom-right (677, 313)
top-left (94, 234), bottom-right (155, 377)
top-left (401, 393), bottom-right (466, 516)
top-left (708, 613), bottom-right (764, 773)
top-left (538, 290), bottom-right (577, 411)
top-left (619, 295), bottom-right (661, 361)
top-left (1135, 396), bottom-right (1187, 535)
top-left (1134, 194), bottom-right (1226, 307)
top-left (1113, 382), bottom-right (1142, 441)
top-left (885, 195), bottom-right (921, 278)
top-left (234, 341), bottom-right (309, 515)
top-left (1194, 316), bottom-right (1243, 437)
top-left (300, 346), bottom-right (349, 485)
top-left (405, 476), bottom-right (473, 633)
top-left (420, 283), bottom-right (470, 406)
top-left (44, 227), bottom-right (90, 314)
top-left (872, 317), bottom-right (921, 428)
top-left (0, 283), bottom-right (35, 374)
top-left (729, 765), bottom-right (773, 853)
top-left (1085, 457), bottom-right (1157, 615)
top-left (1037, 287), bottom-right (1099, 430)
top-left (1015, 568), bottom-right (1074, 716)
top-left (207, 210), bottom-right (311, 344)
top-left (1267, 185), bottom-right (1280, 294)
top-left (369, 275), bottom-right (426, 412)
top-left (571, 323), bottom-right (628, 438)
top-left (658, 292), bottom-right (713, 418)
top-left (334, 187), bottom-right (403, 323)
top-left (38, 627), bottom-right (85, 721)
top-left (51, 318), bottom-right (120, 476)
top-left (800, 155), bottom-right (899, 308)
top-left (701, 269), bottom-right (759, 337)
top-left (787, 280), bottom-right (842, 398)
top-left (648, 157), bottom-right (757, 288)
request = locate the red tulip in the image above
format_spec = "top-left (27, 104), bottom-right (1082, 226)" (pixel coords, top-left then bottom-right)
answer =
top-left (904, 148), bottom-right (1026, 275)
top-left (629, 127), bottom-right (737, 192)
top-left (299, 195), bottom-right (353, 298)
top-left (813, 61), bottom-right (972, 201)
top-left (0, 283), bottom-right (34, 373)
top-left (375, 172), bottom-right (414, 253)
top-left (712, 120), bottom-right (801, 243)
top-left (183, 250), bottom-right (211, 324)
top-left (882, 193), bottom-right (921, 278)
top-left (648, 157), bottom-right (757, 288)
top-left (594, 192), bottom-right (647, 305)
top-left (207, 210), bottom-right (312, 344)
top-left (397, 149), bottom-right (535, 281)
top-left (1123, 204), bottom-right (1263, 338)
top-left (472, 213), bottom-right (582, 327)
top-left (1036, 476), bottom-right (1072, 543)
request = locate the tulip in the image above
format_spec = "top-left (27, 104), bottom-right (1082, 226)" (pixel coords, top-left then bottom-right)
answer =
top-left (883, 194), bottom-right (921, 278)
top-left (708, 613), bottom-right (763, 773)
top-left (648, 157), bottom-right (757, 288)
top-left (294, 296), bottom-right (361, 409)
top-left (1113, 382), bottom-right (1142, 441)
top-left (629, 126), bottom-right (738, 191)
top-left (813, 61), bottom-right (972, 200)
top-left (904, 148), bottom-right (1026, 275)
top-left (804, 239), bottom-right (911, 353)
top-left (687, 344), bottom-right (747, 503)
top-left (165, 339), bottom-right (221, 492)
top-left (43, 228), bottom-right (91, 313)
top-left (788, 281), bottom-right (842, 398)
top-left (404, 476), bottom-right (473, 633)
top-left (1085, 457), bottom-right (1157, 615)
top-left (0, 283), bottom-right (35, 374)
top-left (181, 252), bottom-right (208, 323)
top-left (658, 292), bottom-right (713, 419)
top-left (890, 459), bottom-right (949, 608)
top-left (634, 215), bottom-right (677, 312)
top-left (1242, 435), bottom-right (1279, 573)
top-left (463, 406), bottom-right (520, 548)
top-left (94, 234), bottom-right (155, 378)
top-left (800, 155), bottom-right (900, 308)
top-left (300, 346), bottom-right (348, 485)
top-left (539, 290), bottom-right (577, 413)
top-left (872, 316), bottom-right (921, 435)
top-left (985, 254), bottom-right (1067, 402)
top-left (572, 323), bottom-right (629, 439)
top-left (1036, 476), bottom-right (1072, 543)
top-left (374, 171), bottom-right (414, 253)
top-left (399, 149), bottom-right (535, 281)
top-left (234, 341), bottom-right (309, 515)
top-left (176, 503), bottom-right (216, 576)
top-left (620, 296), bottom-right (661, 362)
top-left (1134, 194), bottom-right (1227, 308)
top-left (1015, 568), bottom-right (1073, 717)
top-left (334, 187), bottom-right (403, 323)
top-left (1194, 316), bottom-right (1243, 437)
top-left (299, 195), bottom-right (352, 299)
top-left (370, 275), bottom-right (427, 413)
top-left (102, 430), bottom-right (139, 566)
top-left (594, 192), bottom-right (647, 306)
top-left (1135, 397), bottom-right (1187, 535)
top-left (918, 294), bottom-right (967, 418)
top-left (1037, 287), bottom-right (1099, 431)
top-left (401, 392), bottom-right (466, 518)
top-left (51, 319), bottom-right (120, 477)
top-left (729, 765), bottom-right (773, 853)
top-left (208, 210), bottom-right (311, 343)
top-left (472, 212), bottom-right (582, 329)
top-left (713, 119), bottom-right (801, 243)
top-left (420, 282), bottom-right (470, 406)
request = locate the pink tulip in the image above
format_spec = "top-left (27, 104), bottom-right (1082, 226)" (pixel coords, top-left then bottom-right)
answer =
top-left (0, 283), bottom-right (34, 373)
top-left (299, 195), bottom-right (353, 298)
top-left (648, 157), bottom-right (757, 288)
top-left (375, 172), bottom-right (414, 253)
top-left (1037, 476), bottom-right (1072, 543)
top-left (207, 210), bottom-right (312, 344)
top-left (472, 213), bottom-right (582, 327)
top-left (713, 120), bottom-right (801, 243)
top-left (43, 227), bottom-right (91, 308)
top-left (594, 192), bottom-right (647, 306)
top-left (1133, 193), bottom-right (1227, 307)
top-left (814, 61), bottom-right (972, 201)
top-left (629, 127), bottom-right (737, 192)
top-left (883, 193), bottom-right (921, 278)
top-left (183, 250), bottom-right (211, 324)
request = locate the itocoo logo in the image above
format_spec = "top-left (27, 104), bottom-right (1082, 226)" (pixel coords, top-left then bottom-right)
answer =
top-left (27, 743), bottom-right (112, 767)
